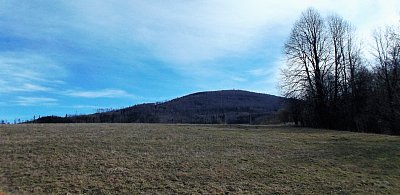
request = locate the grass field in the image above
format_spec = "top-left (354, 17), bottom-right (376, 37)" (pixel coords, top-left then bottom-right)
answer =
top-left (0, 124), bottom-right (399, 194)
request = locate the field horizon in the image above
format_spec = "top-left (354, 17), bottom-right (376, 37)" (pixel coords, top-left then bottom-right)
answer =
top-left (1, 123), bottom-right (399, 194)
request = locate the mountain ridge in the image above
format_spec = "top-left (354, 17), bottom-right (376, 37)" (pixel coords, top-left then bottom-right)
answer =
top-left (34, 90), bottom-right (287, 124)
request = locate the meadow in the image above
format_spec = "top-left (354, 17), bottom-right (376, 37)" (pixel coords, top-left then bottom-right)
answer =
top-left (0, 124), bottom-right (399, 194)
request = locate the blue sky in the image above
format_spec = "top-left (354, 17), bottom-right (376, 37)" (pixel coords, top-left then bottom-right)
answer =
top-left (0, 0), bottom-right (399, 121)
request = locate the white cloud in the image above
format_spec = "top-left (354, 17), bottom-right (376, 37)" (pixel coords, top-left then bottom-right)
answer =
top-left (21, 84), bottom-right (52, 92)
top-left (2, 83), bottom-right (52, 93)
top-left (2, 1), bottom-right (399, 68)
top-left (0, 52), bottom-right (66, 93)
top-left (230, 76), bottom-right (247, 82)
top-left (59, 0), bottom-right (400, 90)
top-left (0, 0), bottom-right (399, 99)
top-left (64, 1), bottom-right (399, 65)
top-left (66, 1), bottom-right (298, 65)
top-left (248, 68), bottom-right (273, 77)
top-left (63, 89), bottom-right (135, 99)
top-left (15, 97), bottom-right (58, 106)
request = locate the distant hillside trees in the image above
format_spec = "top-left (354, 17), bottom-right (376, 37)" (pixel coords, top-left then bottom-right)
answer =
top-left (31, 90), bottom-right (286, 125)
top-left (282, 8), bottom-right (400, 134)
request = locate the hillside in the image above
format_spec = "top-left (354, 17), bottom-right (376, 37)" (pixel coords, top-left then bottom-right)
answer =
top-left (35, 90), bottom-right (286, 124)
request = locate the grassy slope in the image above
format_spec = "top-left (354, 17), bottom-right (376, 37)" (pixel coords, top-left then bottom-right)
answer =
top-left (0, 124), bottom-right (399, 194)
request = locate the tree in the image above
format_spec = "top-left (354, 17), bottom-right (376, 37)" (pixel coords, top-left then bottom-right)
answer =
top-left (328, 14), bottom-right (348, 102)
top-left (281, 8), bottom-right (374, 132)
top-left (282, 8), bottom-right (330, 128)
top-left (373, 26), bottom-right (400, 134)
top-left (326, 14), bottom-right (369, 130)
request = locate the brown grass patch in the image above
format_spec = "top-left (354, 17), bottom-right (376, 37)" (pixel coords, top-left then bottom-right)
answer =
top-left (0, 123), bottom-right (399, 194)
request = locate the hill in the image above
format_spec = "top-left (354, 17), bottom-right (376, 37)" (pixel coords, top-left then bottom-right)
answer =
top-left (35, 90), bottom-right (287, 124)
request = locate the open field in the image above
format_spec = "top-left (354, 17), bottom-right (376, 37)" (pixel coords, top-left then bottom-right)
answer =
top-left (0, 124), bottom-right (399, 194)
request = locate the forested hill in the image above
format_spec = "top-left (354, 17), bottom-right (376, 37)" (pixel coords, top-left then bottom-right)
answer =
top-left (35, 90), bottom-right (287, 124)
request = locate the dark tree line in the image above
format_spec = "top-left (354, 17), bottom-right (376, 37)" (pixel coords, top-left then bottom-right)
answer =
top-left (281, 8), bottom-right (400, 134)
top-left (31, 90), bottom-right (286, 125)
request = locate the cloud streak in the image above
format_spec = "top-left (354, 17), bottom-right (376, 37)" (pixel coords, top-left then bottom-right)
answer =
top-left (0, 52), bottom-right (66, 93)
top-left (63, 89), bottom-right (135, 99)
top-left (15, 97), bottom-right (58, 106)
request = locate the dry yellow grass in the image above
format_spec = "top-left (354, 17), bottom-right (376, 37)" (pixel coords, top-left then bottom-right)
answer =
top-left (0, 123), bottom-right (399, 194)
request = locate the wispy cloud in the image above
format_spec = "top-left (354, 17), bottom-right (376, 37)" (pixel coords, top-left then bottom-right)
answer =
top-left (63, 89), bottom-right (135, 98)
top-left (65, 1), bottom-right (400, 64)
top-left (66, 1), bottom-right (294, 65)
top-left (230, 76), bottom-right (247, 82)
top-left (0, 52), bottom-right (66, 93)
top-left (1, 0), bottom-right (399, 121)
top-left (248, 68), bottom-right (273, 77)
top-left (15, 96), bottom-right (58, 106)
top-left (20, 83), bottom-right (52, 92)
top-left (1, 83), bottom-right (52, 93)
top-left (248, 57), bottom-right (284, 78)
top-left (60, 0), bottom-right (400, 94)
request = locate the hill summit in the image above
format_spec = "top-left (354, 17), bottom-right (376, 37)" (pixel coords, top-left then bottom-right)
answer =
top-left (35, 90), bottom-right (286, 124)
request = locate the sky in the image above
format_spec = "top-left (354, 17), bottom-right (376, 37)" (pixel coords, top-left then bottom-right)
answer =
top-left (0, 0), bottom-right (399, 122)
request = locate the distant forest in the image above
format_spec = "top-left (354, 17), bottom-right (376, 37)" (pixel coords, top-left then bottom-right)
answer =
top-left (281, 8), bottom-right (400, 135)
top-left (31, 90), bottom-right (286, 125)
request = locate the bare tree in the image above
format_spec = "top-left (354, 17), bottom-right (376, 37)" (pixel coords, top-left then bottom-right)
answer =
top-left (328, 14), bottom-right (348, 101)
top-left (282, 8), bottom-right (330, 127)
top-left (282, 8), bottom-right (373, 131)
top-left (373, 26), bottom-right (400, 134)
top-left (326, 14), bottom-right (369, 130)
